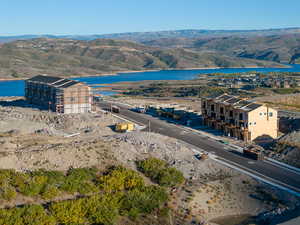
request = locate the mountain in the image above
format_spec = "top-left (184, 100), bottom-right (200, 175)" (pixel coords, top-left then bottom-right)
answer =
top-left (0, 38), bottom-right (283, 79)
top-left (1, 27), bottom-right (300, 43)
top-left (142, 33), bottom-right (300, 64)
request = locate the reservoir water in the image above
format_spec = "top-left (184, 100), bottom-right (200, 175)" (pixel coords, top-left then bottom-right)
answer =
top-left (1, 65), bottom-right (300, 97)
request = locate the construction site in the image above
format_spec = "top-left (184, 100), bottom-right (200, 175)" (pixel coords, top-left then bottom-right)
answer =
top-left (0, 94), bottom-right (299, 225)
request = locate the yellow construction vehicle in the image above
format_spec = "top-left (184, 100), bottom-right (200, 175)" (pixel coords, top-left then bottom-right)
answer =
top-left (115, 122), bottom-right (134, 132)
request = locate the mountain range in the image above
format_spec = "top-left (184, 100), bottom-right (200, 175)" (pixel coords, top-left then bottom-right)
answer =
top-left (0, 28), bottom-right (299, 79)
top-left (1, 27), bottom-right (300, 43)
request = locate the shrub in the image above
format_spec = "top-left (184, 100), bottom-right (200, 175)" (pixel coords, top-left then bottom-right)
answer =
top-left (0, 166), bottom-right (172, 224)
top-left (49, 199), bottom-right (87, 225)
top-left (60, 167), bottom-right (99, 194)
top-left (121, 186), bottom-right (168, 216)
top-left (40, 184), bottom-right (60, 200)
top-left (137, 158), bottom-right (185, 187)
top-left (0, 185), bottom-right (17, 200)
top-left (19, 175), bottom-right (48, 197)
top-left (84, 194), bottom-right (122, 225)
top-left (98, 166), bottom-right (144, 193)
top-left (137, 158), bottom-right (166, 179)
top-left (157, 167), bottom-right (184, 187)
top-left (66, 167), bottom-right (97, 181)
top-left (0, 205), bottom-right (56, 225)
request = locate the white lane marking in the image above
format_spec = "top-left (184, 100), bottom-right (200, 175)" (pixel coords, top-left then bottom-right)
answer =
top-left (265, 157), bottom-right (300, 175)
top-left (211, 156), bottom-right (300, 197)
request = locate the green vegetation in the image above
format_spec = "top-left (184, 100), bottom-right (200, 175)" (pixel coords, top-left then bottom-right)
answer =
top-left (0, 161), bottom-right (184, 224)
top-left (0, 205), bottom-right (56, 225)
top-left (0, 168), bottom-right (101, 200)
top-left (123, 81), bottom-right (254, 98)
top-left (137, 158), bottom-right (185, 187)
top-left (272, 88), bottom-right (300, 94)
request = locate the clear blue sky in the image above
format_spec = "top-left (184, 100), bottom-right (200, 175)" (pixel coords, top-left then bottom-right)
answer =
top-left (1, 0), bottom-right (299, 35)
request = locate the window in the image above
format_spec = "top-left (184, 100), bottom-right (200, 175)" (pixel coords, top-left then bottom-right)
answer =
top-left (220, 107), bottom-right (224, 114)
top-left (264, 112), bottom-right (267, 115)
top-left (254, 122), bottom-right (256, 125)
top-left (259, 112), bottom-right (263, 116)
top-left (269, 112), bottom-right (273, 117)
top-left (70, 97), bottom-right (75, 102)
top-left (239, 113), bottom-right (243, 120)
top-left (249, 122), bottom-right (252, 125)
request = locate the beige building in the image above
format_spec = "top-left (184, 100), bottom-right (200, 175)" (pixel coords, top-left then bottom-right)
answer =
top-left (25, 75), bottom-right (93, 114)
top-left (201, 94), bottom-right (277, 142)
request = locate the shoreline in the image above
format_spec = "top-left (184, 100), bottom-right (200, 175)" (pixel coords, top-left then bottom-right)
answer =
top-left (0, 64), bottom-right (292, 82)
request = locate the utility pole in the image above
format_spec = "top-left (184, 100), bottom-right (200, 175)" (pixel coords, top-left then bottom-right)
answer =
top-left (148, 120), bottom-right (151, 132)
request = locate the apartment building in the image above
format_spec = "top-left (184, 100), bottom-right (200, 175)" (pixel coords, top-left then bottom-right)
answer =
top-left (25, 75), bottom-right (93, 114)
top-left (201, 94), bottom-right (277, 142)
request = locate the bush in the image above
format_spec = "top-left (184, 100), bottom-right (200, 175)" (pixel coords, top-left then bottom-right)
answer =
top-left (49, 199), bottom-right (87, 225)
top-left (0, 166), bottom-right (171, 224)
top-left (157, 167), bottom-right (184, 187)
top-left (0, 185), bottom-right (17, 200)
top-left (0, 205), bottom-right (56, 225)
top-left (97, 166), bottom-right (144, 193)
top-left (84, 194), bottom-right (122, 225)
top-left (137, 158), bottom-right (166, 179)
top-left (60, 167), bottom-right (98, 194)
top-left (121, 185), bottom-right (168, 219)
top-left (137, 158), bottom-right (185, 187)
top-left (40, 184), bottom-right (60, 200)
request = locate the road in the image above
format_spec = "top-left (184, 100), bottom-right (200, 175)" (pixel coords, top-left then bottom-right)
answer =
top-left (98, 101), bottom-right (300, 194)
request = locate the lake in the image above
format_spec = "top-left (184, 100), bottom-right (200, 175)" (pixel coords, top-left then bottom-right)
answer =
top-left (1, 65), bottom-right (300, 97)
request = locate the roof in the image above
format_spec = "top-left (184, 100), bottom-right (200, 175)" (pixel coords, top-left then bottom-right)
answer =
top-left (27, 75), bottom-right (63, 84)
top-left (27, 75), bottom-right (82, 89)
top-left (217, 95), bottom-right (234, 102)
top-left (241, 103), bottom-right (262, 111)
top-left (203, 93), bottom-right (226, 100)
top-left (59, 80), bottom-right (80, 88)
top-left (203, 93), bottom-right (264, 112)
top-left (52, 79), bottom-right (69, 87)
top-left (226, 97), bottom-right (242, 104)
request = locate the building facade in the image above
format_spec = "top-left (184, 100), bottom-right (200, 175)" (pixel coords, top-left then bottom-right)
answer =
top-left (25, 75), bottom-right (93, 114)
top-left (201, 94), bottom-right (277, 142)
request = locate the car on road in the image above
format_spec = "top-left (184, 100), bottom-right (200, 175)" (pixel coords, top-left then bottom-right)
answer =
top-left (218, 140), bottom-right (229, 145)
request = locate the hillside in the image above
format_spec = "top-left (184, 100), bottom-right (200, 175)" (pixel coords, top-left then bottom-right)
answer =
top-left (142, 33), bottom-right (300, 64)
top-left (0, 38), bottom-right (283, 79)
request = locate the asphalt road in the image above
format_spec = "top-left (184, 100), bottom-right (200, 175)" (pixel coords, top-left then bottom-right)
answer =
top-left (98, 101), bottom-right (300, 194)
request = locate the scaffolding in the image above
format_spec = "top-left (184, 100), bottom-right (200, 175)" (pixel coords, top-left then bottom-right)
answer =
top-left (25, 75), bottom-right (92, 114)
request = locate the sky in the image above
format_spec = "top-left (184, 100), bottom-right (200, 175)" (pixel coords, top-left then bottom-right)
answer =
top-left (0, 0), bottom-right (299, 35)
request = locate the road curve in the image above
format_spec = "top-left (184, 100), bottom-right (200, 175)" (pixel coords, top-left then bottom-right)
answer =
top-left (98, 101), bottom-right (300, 194)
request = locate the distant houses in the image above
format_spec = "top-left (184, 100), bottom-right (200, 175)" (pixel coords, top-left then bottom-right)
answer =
top-left (209, 74), bottom-right (298, 90)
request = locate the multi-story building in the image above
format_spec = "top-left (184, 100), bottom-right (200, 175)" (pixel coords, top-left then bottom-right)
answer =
top-left (201, 94), bottom-right (277, 142)
top-left (25, 75), bottom-right (93, 114)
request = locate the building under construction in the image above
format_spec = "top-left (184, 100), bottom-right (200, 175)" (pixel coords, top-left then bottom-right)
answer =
top-left (25, 75), bottom-right (93, 114)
